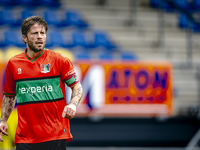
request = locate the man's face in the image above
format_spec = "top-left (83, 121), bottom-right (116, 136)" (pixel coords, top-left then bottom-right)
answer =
top-left (23, 23), bottom-right (46, 53)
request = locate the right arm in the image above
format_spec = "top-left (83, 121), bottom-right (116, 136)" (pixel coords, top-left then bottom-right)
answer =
top-left (0, 96), bottom-right (16, 142)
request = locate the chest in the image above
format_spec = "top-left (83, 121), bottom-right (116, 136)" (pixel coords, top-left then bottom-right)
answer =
top-left (12, 59), bottom-right (59, 81)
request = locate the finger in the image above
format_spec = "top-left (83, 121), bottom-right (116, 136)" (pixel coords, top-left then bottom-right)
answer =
top-left (68, 112), bottom-right (76, 119)
top-left (69, 111), bottom-right (75, 117)
top-left (1, 127), bottom-right (8, 136)
top-left (1, 130), bottom-right (8, 136)
top-left (66, 115), bottom-right (73, 119)
top-left (62, 107), bottom-right (68, 118)
top-left (62, 106), bottom-right (76, 119)
top-left (0, 135), bottom-right (4, 142)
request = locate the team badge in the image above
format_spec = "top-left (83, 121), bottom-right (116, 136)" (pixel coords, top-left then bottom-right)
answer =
top-left (40, 63), bottom-right (51, 73)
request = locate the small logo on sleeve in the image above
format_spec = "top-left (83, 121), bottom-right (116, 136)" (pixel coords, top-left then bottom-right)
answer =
top-left (18, 68), bottom-right (22, 74)
top-left (40, 63), bottom-right (51, 73)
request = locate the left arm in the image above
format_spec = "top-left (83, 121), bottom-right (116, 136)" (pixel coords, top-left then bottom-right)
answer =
top-left (62, 82), bottom-right (83, 119)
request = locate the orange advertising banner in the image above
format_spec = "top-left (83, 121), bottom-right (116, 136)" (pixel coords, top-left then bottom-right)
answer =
top-left (74, 61), bottom-right (173, 117)
top-left (0, 61), bottom-right (173, 117)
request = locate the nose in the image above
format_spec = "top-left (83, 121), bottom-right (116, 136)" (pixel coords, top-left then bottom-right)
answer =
top-left (37, 33), bottom-right (43, 38)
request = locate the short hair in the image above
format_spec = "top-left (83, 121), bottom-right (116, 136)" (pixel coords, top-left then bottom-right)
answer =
top-left (21, 16), bottom-right (48, 36)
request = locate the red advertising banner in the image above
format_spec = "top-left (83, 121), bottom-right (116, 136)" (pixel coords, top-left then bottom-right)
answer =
top-left (74, 61), bottom-right (173, 117)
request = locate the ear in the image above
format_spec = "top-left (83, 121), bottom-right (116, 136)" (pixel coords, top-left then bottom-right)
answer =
top-left (22, 35), bottom-right (27, 44)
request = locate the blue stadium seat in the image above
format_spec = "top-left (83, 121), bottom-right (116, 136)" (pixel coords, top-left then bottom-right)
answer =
top-left (150, 0), bottom-right (163, 8)
top-left (65, 10), bottom-right (89, 29)
top-left (49, 31), bottom-right (75, 48)
top-left (0, 10), bottom-right (21, 27)
top-left (21, 10), bottom-right (35, 21)
top-left (45, 33), bottom-right (53, 48)
top-left (193, 0), bottom-right (200, 10)
top-left (72, 31), bottom-right (88, 49)
top-left (0, 0), bottom-right (13, 6)
top-left (44, 10), bottom-right (68, 27)
top-left (17, 0), bottom-right (41, 7)
top-left (49, 31), bottom-right (66, 47)
top-left (99, 52), bottom-right (114, 60)
top-left (173, 0), bottom-right (192, 11)
top-left (0, 0), bottom-right (19, 7)
top-left (40, 0), bottom-right (61, 8)
top-left (192, 22), bottom-right (200, 32)
top-left (0, 33), bottom-right (8, 47)
top-left (120, 51), bottom-right (138, 61)
top-left (178, 13), bottom-right (200, 32)
top-left (150, 0), bottom-right (175, 11)
top-left (151, 0), bottom-right (194, 12)
top-left (4, 30), bottom-right (25, 47)
top-left (44, 10), bottom-right (61, 27)
top-left (178, 13), bottom-right (189, 29)
top-left (74, 52), bottom-right (91, 60)
top-left (90, 30), bottom-right (118, 51)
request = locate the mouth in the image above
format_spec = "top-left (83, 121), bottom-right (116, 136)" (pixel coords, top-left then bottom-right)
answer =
top-left (36, 41), bottom-right (43, 46)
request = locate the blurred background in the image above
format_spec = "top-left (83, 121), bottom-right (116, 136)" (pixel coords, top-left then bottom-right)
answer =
top-left (0, 0), bottom-right (200, 149)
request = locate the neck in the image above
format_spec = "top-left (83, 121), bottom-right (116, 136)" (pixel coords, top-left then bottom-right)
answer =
top-left (27, 48), bottom-right (43, 58)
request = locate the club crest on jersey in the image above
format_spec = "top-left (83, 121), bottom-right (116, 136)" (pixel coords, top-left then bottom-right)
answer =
top-left (40, 63), bottom-right (51, 73)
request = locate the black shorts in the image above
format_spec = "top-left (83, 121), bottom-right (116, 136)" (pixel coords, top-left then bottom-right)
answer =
top-left (16, 139), bottom-right (66, 150)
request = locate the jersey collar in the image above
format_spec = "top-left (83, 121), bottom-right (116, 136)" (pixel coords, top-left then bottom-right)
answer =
top-left (24, 48), bottom-right (45, 62)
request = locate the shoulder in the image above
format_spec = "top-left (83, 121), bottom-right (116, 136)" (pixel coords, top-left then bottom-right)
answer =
top-left (8, 52), bottom-right (25, 64)
top-left (46, 49), bottom-right (72, 62)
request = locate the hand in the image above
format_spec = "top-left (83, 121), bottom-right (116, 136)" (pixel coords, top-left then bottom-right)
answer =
top-left (62, 103), bottom-right (76, 119)
top-left (0, 121), bottom-right (8, 142)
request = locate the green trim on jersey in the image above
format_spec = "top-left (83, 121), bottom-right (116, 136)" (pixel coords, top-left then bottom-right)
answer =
top-left (24, 48), bottom-right (45, 62)
top-left (3, 92), bottom-right (16, 96)
top-left (16, 77), bottom-right (63, 104)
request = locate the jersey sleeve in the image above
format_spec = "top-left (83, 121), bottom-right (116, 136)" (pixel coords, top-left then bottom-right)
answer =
top-left (58, 54), bottom-right (79, 87)
top-left (3, 60), bottom-right (16, 96)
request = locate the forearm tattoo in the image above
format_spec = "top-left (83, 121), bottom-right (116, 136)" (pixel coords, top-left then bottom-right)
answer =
top-left (69, 83), bottom-right (83, 106)
top-left (0, 96), bottom-right (16, 123)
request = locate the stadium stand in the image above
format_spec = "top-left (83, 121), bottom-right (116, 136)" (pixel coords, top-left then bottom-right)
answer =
top-left (65, 9), bottom-right (90, 29)
top-left (120, 51), bottom-right (138, 61)
top-left (72, 30), bottom-right (89, 49)
top-left (0, 9), bottom-right (21, 27)
top-left (98, 52), bottom-right (114, 60)
top-left (21, 10), bottom-right (35, 21)
top-left (49, 31), bottom-right (67, 48)
top-left (61, 0), bottom-right (200, 117)
top-left (74, 51), bottom-right (92, 60)
top-left (194, 0), bottom-right (200, 10)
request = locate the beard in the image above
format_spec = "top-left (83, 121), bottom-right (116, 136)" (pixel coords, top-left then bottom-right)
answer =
top-left (27, 39), bottom-right (46, 53)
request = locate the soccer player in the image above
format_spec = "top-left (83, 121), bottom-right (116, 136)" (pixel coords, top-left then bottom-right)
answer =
top-left (0, 16), bottom-right (83, 150)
